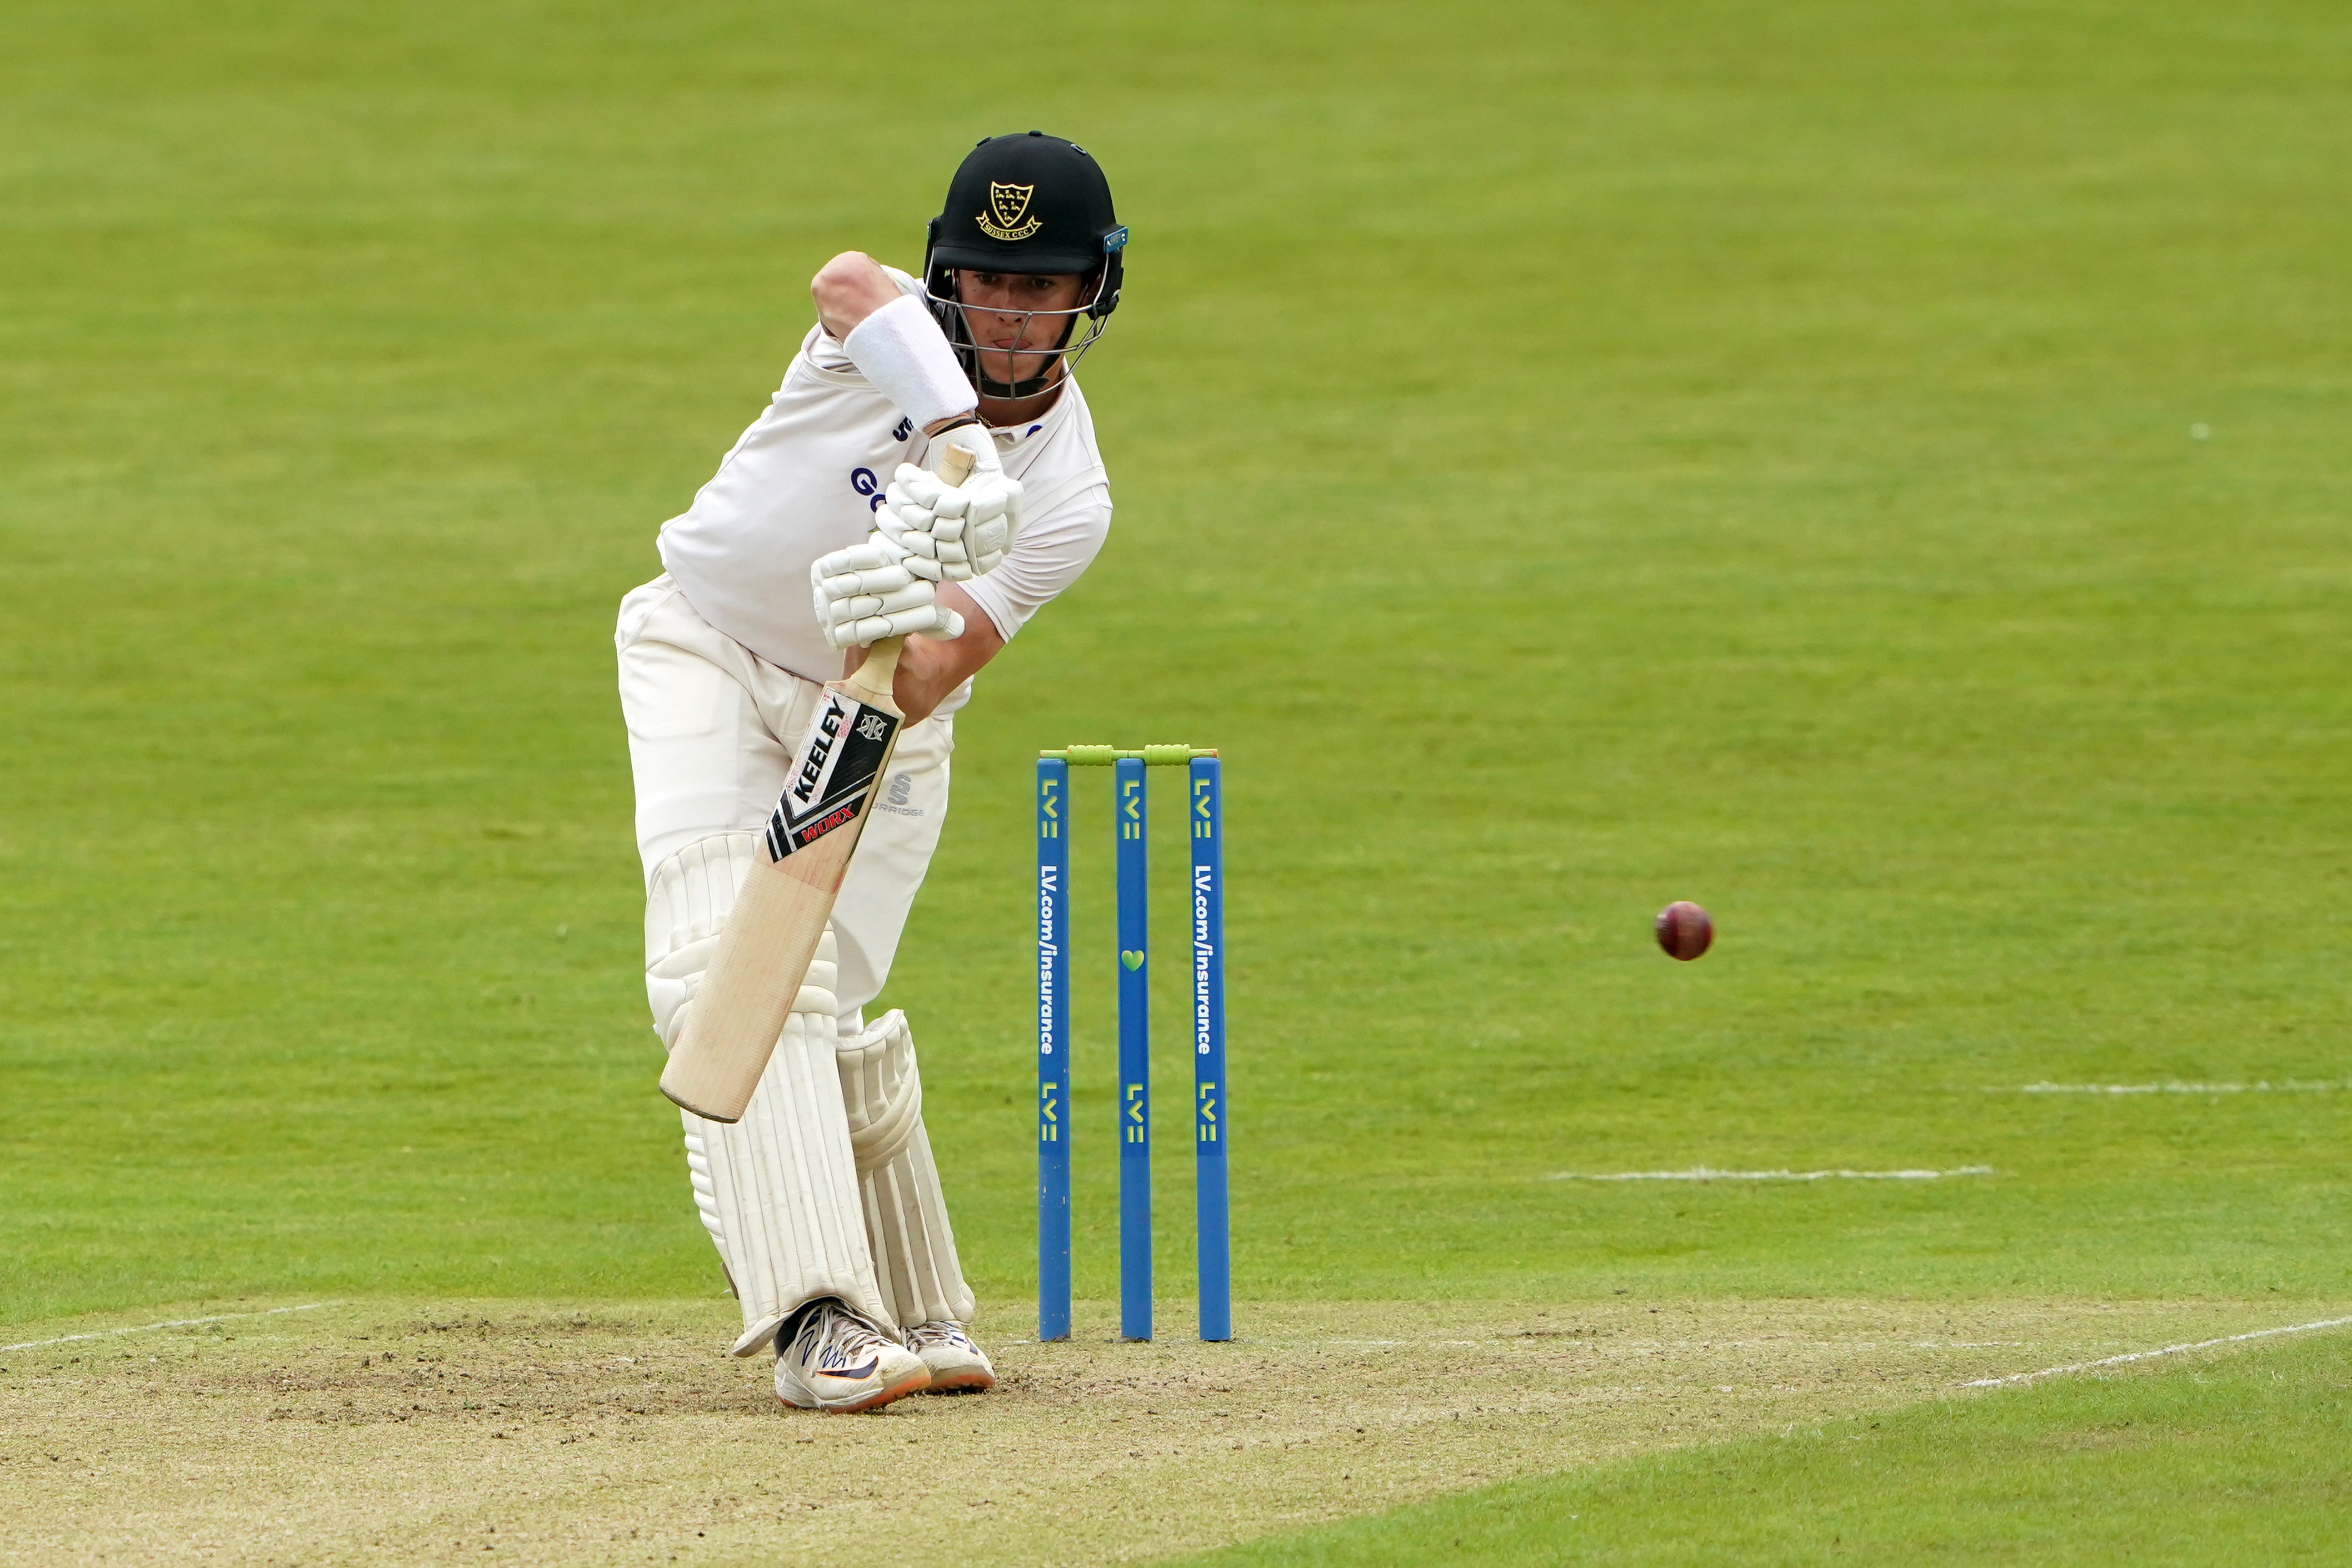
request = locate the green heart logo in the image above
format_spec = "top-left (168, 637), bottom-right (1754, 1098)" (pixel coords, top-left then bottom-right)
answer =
top-left (1121, 950), bottom-right (1145, 970)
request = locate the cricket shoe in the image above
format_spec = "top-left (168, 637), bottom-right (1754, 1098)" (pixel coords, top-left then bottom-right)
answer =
top-left (774, 1299), bottom-right (931, 1413)
top-left (905, 1320), bottom-right (996, 1394)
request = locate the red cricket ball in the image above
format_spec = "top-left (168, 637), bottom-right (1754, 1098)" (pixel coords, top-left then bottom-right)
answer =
top-left (1655, 901), bottom-right (1713, 961)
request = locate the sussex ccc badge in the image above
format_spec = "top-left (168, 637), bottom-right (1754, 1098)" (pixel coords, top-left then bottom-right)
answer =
top-left (979, 181), bottom-right (1043, 242)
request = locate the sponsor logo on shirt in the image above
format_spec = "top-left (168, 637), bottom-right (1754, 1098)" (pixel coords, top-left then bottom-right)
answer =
top-left (850, 466), bottom-right (885, 511)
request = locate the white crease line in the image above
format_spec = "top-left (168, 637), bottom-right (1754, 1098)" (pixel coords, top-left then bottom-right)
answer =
top-left (1551, 1166), bottom-right (1992, 1182)
top-left (1962, 1315), bottom-right (2352, 1388)
top-left (0, 1302), bottom-right (334, 1355)
top-left (2012, 1080), bottom-right (2343, 1095)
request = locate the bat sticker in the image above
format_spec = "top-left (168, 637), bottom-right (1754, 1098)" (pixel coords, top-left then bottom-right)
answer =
top-left (764, 693), bottom-right (901, 861)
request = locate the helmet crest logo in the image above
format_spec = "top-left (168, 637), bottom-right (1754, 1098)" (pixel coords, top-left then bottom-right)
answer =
top-left (978, 182), bottom-right (1042, 241)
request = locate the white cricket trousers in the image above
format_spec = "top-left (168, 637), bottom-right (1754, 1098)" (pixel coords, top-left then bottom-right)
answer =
top-left (615, 573), bottom-right (951, 1023)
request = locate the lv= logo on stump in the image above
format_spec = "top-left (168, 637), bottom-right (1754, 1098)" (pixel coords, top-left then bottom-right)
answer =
top-left (1035, 745), bottom-right (1231, 1344)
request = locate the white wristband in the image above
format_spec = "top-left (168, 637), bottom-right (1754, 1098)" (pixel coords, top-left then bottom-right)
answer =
top-left (842, 294), bottom-right (976, 433)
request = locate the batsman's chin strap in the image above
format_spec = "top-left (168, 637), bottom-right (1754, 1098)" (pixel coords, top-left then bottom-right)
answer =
top-left (975, 367), bottom-right (1062, 399)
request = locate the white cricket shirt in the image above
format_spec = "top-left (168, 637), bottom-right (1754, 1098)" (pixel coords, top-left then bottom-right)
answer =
top-left (656, 268), bottom-right (1113, 711)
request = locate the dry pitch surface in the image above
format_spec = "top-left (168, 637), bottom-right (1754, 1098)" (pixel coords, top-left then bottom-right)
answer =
top-left (3, 1296), bottom-right (2330, 1565)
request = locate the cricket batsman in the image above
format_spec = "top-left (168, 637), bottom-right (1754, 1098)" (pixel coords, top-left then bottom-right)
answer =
top-left (614, 132), bottom-right (1123, 1411)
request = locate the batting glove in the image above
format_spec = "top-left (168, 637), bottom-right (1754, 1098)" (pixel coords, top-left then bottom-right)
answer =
top-left (810, 536), bottom-right (965, 648)
top-left (879, 426), bottom-right (1021, 581)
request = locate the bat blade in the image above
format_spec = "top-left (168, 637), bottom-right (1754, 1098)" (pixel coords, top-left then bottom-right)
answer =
top-left (657, 672), bottom-right (902, 1121)
top-left (656, 440), bottom-right (972, 1123)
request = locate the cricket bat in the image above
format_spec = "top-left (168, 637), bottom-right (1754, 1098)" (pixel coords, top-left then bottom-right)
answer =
top-left (658, 443), bottom-right (975, 1122)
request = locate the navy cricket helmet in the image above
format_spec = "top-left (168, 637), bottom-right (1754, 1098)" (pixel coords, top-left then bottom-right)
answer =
top-left (923, 131), bottom-right (1126, 397)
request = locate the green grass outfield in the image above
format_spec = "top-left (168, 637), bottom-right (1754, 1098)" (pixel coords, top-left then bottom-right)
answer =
top-left (1190, 1329), bottom-right (2352, 1565)
top-left (4, 0), bottom-right (2349, 1557)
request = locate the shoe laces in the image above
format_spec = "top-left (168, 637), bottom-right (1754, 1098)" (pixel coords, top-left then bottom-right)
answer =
top-left (904, 1320), bottom-right (975, 1352)
top-left (784, 1301), bottom-right (896, 1369)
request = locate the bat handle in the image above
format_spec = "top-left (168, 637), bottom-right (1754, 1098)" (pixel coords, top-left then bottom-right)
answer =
top-left (930, 436), bottom-right (978, 486)
top-left (855, 632), bottom-right (906, 698)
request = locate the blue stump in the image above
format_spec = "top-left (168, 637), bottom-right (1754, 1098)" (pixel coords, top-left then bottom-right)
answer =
top-left (1035, 757), bottom-right (1071, 1342)
top-left (1115, 756), bottom-right (1152, 1341)
top-left (1189, 756), bottom-right (1231, 1341)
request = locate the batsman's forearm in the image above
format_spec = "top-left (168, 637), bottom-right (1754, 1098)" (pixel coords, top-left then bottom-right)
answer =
top-left (888, 584), bottom-right (1002, 723)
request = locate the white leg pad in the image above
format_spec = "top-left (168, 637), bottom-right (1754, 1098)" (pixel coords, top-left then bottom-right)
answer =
top-left (650, 836), bottom-right (891, 1355)
top-left (645, 833), bottom-right (759, 1050)
top-left (836, 1010), bottom-right (977, 1328)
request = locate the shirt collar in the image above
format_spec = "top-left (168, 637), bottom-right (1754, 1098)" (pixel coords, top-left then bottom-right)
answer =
top-left (982, 378), bottom-right (1077, 451)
